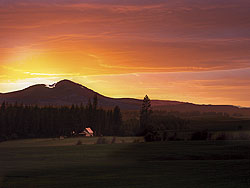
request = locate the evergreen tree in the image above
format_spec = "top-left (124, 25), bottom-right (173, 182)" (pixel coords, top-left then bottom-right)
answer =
top-left (93, 94), bottom-right (98, 111)
top-left (0, 102), bottom-right (126, 140)
top-left (113, 106), bottom-right (122, 135)
top-left (140, 95), bottom-right (152, 133)
top-left (0, 102), bottom-right (6, 112)
top-left (86, 98), bottom-right (93, 128)
top-left (92, 94), bottom-right (99, 134)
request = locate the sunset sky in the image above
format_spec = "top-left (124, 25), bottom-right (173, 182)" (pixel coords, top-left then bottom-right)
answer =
top-left (1, 0), bottom-right (250, 106)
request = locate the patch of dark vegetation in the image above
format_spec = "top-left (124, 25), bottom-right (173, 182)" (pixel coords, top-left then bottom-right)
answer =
top-left (76, 140), bottom-right (82, 145)
top-left (111, 137), bottom-right (116, 144)
top-left (133, 139), bottom-right (141, 143)
top-left (216, 133), bottom-right (227, 140)
top-left (152, 154), bottom-right (250, 161)
top-left (191, 130), bottom-right (211, 140)
top-left (5, 175), bottom-right (30, 178)
top-left (0, 96), bottom-right (123, 141)
top-left (1, 93), bottom-right (250, 143)
top-left (144, 129), bottom-right (162, 142)
top-left (238, 133), bottom-right (250, 140)
top-left (96, 137), bottom-right (107, 144)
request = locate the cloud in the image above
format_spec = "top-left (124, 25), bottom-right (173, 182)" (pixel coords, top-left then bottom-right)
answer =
top-left (1, 0), bottom-right (249, 37)
top-left (75, 68), bottom-right (250, 105)
top-left (1, 0), bottom-right (250, 106)
top-left (1, 0), bottom-right (249, 72)
top-left (99, 63), bottom-right (212, 71)
top-left (1, 67), bottom-right (250, 106)
top-left (24, 72), bottom-right (80, 76)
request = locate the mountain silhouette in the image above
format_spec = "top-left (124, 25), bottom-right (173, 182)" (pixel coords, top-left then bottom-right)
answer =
top-left (0, 80), bottom-right (181, 109)
top-left (0, 79), bottom-right (250, 115)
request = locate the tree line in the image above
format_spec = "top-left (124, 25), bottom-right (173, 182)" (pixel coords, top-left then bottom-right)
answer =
top-left (0, 94), bottom-right (192, 142)
top-left (139, 95), bottom-right (190, 141)
top-left (0, 95), bottom-right (122, 141)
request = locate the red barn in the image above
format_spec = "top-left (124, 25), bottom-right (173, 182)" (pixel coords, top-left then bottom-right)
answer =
top-left (79, 128), bottom-right (94, 137)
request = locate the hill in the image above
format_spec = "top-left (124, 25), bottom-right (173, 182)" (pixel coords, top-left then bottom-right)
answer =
top-left (0, 80), bottom-right (182, 109)
top-left (0, 79), bottom-right (250, 115)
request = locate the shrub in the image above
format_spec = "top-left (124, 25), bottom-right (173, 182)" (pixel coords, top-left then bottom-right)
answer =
top-left (144, 131), bottom-right (161, 142)
top-left (111, 137), bottom-right (116, 144)
top-left (191, 130), bottom-right (211, 140)
top-left (162, 131), bottom-right (168, 141)
top-left (238, 133), bottom-right (250, 140)
top-left (133, 139), bottom-right (140, 143)
top-left (96, 137), bottom-right (107, 144)
top-left (216, 133), bottom-right (227, 140)
top-left (144, 132), bottom-right (154, 142)
top-left (76, 140), bottom-right (82, 145)
top-left (168, 132), bottom-right (178, 141)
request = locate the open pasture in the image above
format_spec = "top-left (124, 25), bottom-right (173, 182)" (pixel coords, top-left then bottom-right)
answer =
top-left (1, 138), bottom-right (250, 188)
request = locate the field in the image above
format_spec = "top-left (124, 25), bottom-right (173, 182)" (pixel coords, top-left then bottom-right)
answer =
top-left (1, 137), bottom-right (250, 188)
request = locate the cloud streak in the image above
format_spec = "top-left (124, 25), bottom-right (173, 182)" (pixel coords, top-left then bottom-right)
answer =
top-left (1, 0), bottom-right (250, 106)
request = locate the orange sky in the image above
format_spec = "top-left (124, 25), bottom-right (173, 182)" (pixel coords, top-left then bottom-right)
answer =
top-left (1, 0), bottom-right (250, 106)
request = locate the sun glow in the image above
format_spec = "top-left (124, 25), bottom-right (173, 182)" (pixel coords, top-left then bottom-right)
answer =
top-left (1, 0), bottom-right (250, 106)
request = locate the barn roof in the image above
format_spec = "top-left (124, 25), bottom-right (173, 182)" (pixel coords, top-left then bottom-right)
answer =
top-left (85, 127), bottom-right (93, 134)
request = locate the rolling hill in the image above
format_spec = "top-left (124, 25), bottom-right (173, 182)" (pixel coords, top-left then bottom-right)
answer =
top-left (0, 79), bottom-right (250, 115)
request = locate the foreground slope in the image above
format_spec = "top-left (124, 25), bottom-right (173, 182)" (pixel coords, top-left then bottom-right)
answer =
top-left (1, 139), bottom-right (250, 188)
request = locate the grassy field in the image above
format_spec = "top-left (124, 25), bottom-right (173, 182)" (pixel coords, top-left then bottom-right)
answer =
top-left (1, 137), bottom-right (250, 188)
top-left (0, 136), bottom-right (144, 148)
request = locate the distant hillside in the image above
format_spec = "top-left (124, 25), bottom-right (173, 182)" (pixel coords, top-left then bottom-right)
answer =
top-left (1, 79), bottom-right (250, 115)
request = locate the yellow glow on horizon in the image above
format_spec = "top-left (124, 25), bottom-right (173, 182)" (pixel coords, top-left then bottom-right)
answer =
top-left (1, 1), bottom-right (250, 107)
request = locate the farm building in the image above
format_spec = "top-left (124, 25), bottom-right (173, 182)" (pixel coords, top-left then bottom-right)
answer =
top-left (79, 127), bottom-right (94, 137)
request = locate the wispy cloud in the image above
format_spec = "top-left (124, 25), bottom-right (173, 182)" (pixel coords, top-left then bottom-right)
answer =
top-left (24, 72), bottom-right (80, 76)
top-left (1, 0), bottom-right (250, 106)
